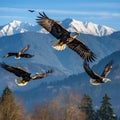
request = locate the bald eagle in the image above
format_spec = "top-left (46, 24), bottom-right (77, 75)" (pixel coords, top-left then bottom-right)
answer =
top-left (28, 10), bottom-right (35, 13)
top-left (83, 60), bottom-right (113, 85)
top-left (36, 12), bottom-right (96, 62)
top-left (1, 63), bottom-right (53, 86)
top-left (3, 45), bottom-right (34, 59)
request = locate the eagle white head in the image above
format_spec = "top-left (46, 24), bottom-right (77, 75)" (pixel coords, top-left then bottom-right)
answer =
top-left (15, 77), bottom-right (28, 86)
top-left (102, 78), bottom-right (111, 83)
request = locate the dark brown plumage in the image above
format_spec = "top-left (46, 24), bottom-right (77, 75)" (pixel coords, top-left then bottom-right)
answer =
top-left (3, 45), bottom-right (34, 59)
top-left (28, 10), bottom-right (35, 13)
top-left (1, 62), bottom-right (53, 86)
top-left (83, 60), bottom-right (113, 85)
top-left (36, 12), bottom-right (96, 62)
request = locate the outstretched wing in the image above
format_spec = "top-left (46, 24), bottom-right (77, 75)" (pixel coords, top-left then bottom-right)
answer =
top-left (20, 45), bottom-right (30, 55)
top-left (36, 12), bottom-right (70, 39)
top-left (68, 38), bottom-right (96, 62)
top-left (36, 12), bottom-right (95, 62)
top-left (101, 60), bottom-right (113, 78)
top-left (83, 61), bottom-right (101, 79)
top-left (31, 70), bottom-right (53, 80)
top-left (0, 63), bottom-right (30, 78)
top-left (21, 54), bottom-right (34, 58)
top-left (28, 10), bottom-right (35, 12)
top-left (3, 53), bottom-right (18, 58)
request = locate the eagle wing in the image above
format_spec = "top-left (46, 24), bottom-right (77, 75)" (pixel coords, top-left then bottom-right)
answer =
top-left (21, 54), bottom-right (34, 58)
top-left (36, 12), bottom-right (95, 62)
top-left (20, 45), bottom-right (30, 55)
top-left (101, 60), bottom-right (113, 78)
top-left (68, 38), bottom-right (96, 62)
top-left (3, 53), bottom-right (18, 58)
top-left (36, 12), bottom-right (70, 39)
top-left (31, 70), bottom-right (53, 80)
top-left (28, 10), bottom-right (35, 12)
top-left (0, 63), bottom-right (30, 78)
top-left (83, 61), bottom-right (102, 80)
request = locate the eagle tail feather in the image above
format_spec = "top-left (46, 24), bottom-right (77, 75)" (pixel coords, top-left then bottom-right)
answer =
top-left (50, 40), bottom-right (66, 51)
top-left (15, 56), bottom-right (21, 59)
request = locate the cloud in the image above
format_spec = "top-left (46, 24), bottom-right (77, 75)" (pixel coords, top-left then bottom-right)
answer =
top-left (0, 15), bottom-right (27, 19)
top-left (44, 9), bottom-right (120, 17)
top-left (0, 7), bottom-right (27, 12)
top-left (74, 2), bottom-right (120, 8)
top-left (0, 7), bottom-right (120, 17)
top-left (60, 2), bottom-right (120, 10)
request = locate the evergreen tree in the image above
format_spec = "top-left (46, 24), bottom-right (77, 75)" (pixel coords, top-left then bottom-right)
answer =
top-left (0, 86), bottom-right (24, 120)
top-left (98, 93), bottom-right (117, 120)
top-left (79, 94), bottom-right (95, 120)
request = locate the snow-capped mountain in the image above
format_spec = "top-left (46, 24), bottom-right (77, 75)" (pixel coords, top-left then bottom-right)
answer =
top-left (0, 20), bottom-right (40, 37)
top-left (0, 19), bottom-right (116, 37)
top-left (0, 21), bottom-right (120, 114)
top-left (62, 18), bottom-right (115, 36)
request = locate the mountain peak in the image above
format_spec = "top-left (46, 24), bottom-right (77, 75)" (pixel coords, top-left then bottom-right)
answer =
top-left (9, 20), bottom-right (21, 25)
top-left (62, 18), bottom-right (116, 36)
top-left (0, 20), bottom-right (40, 37)
top-left (0, 19), bottom-right (116, 37)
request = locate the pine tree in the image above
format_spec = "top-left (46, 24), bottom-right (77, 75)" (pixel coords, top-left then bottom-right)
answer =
top-left (79, 94), bottom-right (95, 120)
top-left (0, 86), bottom-right (24, 120)
top-left (98, 93), bottom-right (117, 120)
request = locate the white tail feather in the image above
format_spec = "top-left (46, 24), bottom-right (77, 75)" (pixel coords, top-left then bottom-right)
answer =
top-left (15, 56), bottom-right (20, 59)
top-left (51, 40), bottom-right (66, 51)
top-left (90, 79), bottom-right (101, 86)
top-left (15, 78), bottom-right (28, 86)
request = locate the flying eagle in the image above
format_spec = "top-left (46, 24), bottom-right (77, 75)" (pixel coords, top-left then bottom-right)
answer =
top-left (1, 62), bottom-right (53, 86)
top-left (83, 60), bottom-right (113, 85)
top-left (36, 12), bottom-right (96, 62)
top-left (3, 45), bottom-right (34, 59)
top-left (28, 10), bottom-right (35, 13)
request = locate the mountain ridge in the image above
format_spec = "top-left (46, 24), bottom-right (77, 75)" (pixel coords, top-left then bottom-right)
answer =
top-left (12, 50), bottom-right (120, 115)
top-left (0, 31), bottom-right (120, 92)
top-left (0, 19), bottom-right (116, 38)
top-left (0, 24), bottom-right (120, 114)
top-left (62, 18), bottom-right (115, 36)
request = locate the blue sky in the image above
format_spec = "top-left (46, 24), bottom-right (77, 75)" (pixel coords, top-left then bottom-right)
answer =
top-left (0, 0), bottom-right (120, 30)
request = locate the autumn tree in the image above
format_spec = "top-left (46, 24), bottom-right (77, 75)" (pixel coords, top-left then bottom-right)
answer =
top-left (0, 86), bottom-right (25, 120)
top-left (31, 92), bottom-right (87, 120)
